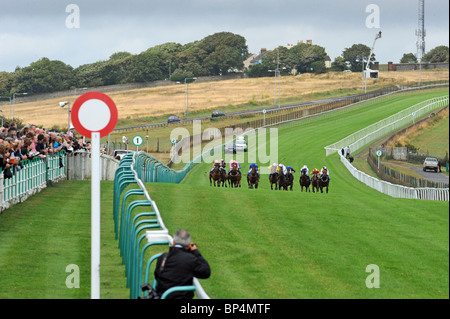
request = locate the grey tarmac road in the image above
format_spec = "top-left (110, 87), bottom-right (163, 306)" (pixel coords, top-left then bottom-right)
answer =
top-left (394, 162), bottom-right (449, 184)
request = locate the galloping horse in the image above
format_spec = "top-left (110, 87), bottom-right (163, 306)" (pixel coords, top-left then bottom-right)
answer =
top-left (319, 172), bottom-right (330, 193)
top-left (219, 167), bottom-right (228, 188)
top-left (285, 167), bottom-right (294, 191)
top-left (310, 171), bottom-right (320, 193)
top-left (228, 163), bottom-right (241, 188)
top-left (209, 163), bottom-right (222, 187)
top-left (278, 171), bottom-right (288, 191)
top-left (269, 172), bottom-right (279, 190)
top-left (247, 166), bottom-right (260, 189)
top-left (299, 168), bottom-right (311, 192)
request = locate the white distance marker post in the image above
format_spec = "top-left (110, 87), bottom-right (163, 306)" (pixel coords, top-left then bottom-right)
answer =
top-left (90, 131), bottom-right (101, 299)
top-left (133, 135), bottom-right (143, 152)
top-left (71, 92), bottom-right (118, 299)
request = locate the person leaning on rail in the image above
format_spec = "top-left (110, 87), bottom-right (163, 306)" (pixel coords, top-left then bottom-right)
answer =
top-left (153, 229), bottom-right (211, 299)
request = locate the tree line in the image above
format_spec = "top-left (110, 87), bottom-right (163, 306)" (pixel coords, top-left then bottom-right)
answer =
top-left (0, 32), bottom-right (248, 96)
top-left (0, 30), bottom-right (448, 97)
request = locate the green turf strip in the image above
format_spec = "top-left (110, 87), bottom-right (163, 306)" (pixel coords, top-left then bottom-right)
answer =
top-left (0, 89), bottom-right (448, 298)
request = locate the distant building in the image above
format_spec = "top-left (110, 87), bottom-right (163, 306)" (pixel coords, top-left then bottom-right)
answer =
top-left (244, 48), bottom-right (269, 69)
top-left (243, 53), bottom-right (258, 69)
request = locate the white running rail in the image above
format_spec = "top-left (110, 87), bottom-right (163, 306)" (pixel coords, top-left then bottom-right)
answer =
top-left (325, 95), bottom-right (449, 201)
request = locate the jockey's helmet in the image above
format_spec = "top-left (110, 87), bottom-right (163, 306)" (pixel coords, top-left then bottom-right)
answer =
top-left (323, 166), bottom-right (327, 170)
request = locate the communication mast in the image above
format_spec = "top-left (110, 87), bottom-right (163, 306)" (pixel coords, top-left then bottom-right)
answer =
top-left (416, 0), bottom-right (426, 61)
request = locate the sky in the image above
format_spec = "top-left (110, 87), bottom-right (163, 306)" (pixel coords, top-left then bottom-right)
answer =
top-left (0, 0), bottom-right (448, 72)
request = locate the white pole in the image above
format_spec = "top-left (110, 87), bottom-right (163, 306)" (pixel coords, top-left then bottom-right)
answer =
top-left (91, 131), bottom-right (101, 299)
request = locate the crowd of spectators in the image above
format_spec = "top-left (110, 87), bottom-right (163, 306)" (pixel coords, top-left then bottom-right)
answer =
top-left (0, 122), bottom-right (91, 179)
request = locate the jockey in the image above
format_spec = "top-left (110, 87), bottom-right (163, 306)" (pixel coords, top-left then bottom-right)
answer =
top-left (311, 168), bottom-right (320, 175)
top-left (278, 163), bottom-right (287, 175)
top-left (210, 159), bottom-right (220, 174)
top-left (268, 163), bottom-right (278, 174)
top-left (220, 158), bottom-right (227, 174)
top-left (286, 165), bottom-right (296, 174)
top-left (300, 164), bottom-right (309, 175)
top-left (248, 163), bottom-right (260, 177)
top-left (268, 163), bottom-right (278, 179)
top-left (229, 159), bottom-right (241, 174)
top-left (320, 166), bottom-right (330, 180)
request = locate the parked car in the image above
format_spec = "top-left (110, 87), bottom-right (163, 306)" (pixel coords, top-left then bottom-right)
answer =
top-left (212, 110), bottom-right (225, 118)
top-left (224, 142), bottom-right (236, 154)
top-left (112, 150), bottom-right (133, 160)
top-left (235, 137), bottom-right (247, 152)
top-left (423, 157), bottom-right (439, 172)
top-left (168, 115), bottom-right (180, 123)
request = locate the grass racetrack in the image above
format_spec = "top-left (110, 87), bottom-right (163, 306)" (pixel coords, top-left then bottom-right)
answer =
top-left (0, 89), bottom-right (448, 299)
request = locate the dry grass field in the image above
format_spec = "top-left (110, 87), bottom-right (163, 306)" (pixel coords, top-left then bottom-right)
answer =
top-left (11, 70), bottom-right (449, 129)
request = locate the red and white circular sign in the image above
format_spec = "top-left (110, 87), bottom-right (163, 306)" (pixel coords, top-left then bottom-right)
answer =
top-left (71, 91), bottom-right (118, 138)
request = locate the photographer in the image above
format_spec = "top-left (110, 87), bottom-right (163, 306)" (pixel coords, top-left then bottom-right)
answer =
top-left (153, 229), bottom-right (211, 299)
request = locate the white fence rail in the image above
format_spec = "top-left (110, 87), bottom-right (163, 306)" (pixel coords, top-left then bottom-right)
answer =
top-left (66, 151), bottom-right (120, 181)
top-left (0, 152), bottom-right (67, 212)
top-left (338, 153), bottom-right (449, 201)
top-left (326, 96), bottom-right (449, 201)
top-left (325, 96), bottom-right (449, 156)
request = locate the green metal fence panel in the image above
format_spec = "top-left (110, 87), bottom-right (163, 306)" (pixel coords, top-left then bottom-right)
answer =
top-left (112, 152), bottom-right (210, 299)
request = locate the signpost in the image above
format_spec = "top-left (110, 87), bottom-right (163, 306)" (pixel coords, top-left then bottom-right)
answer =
top-left (71, 92), bottom-right (118, 299)
top-left (132, 135), bottom-right (143, 151)
top-left (262, 109), bottom-right (266, 126)
top-left (376, 149), bottom-right (382, 170)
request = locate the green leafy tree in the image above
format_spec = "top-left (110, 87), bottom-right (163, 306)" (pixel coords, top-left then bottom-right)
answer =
top-left (109, 51), bottom-right (132, 61)
top-left (195, 32), bottom-right (248, 75)
top-left (422, 45), bottom-right (449, 63)
top-left (147, 42), bottom-right (183, 55)
top-left (246, 60), bottom-right (276, 78)
top-left (74, 61), bottom-right (108, 88)
top-left (0, 71), bottom-right (14, 95)
top-left (169, 68), bottom-right (195, 82)
top-left (204, 45), bottom-right (244, 74)
top-left (400, 53), bottom-right (418, 63)
top-left (331, 56), bottom-right (348, 71)
top-left (311, 61), bottom-right (326, 74)
top-left (289, 43), bottom-right (327, 73)
top-left (173, 45), bottom-right (208, 76)
top-left (11, 58), bottom-right (74, 94)
top-left (264, 46), bottom-right (295, 74)
top-left (342, 44), bottom-right (373, 72)
top-left (124, 51), bottom-right (165, 83)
